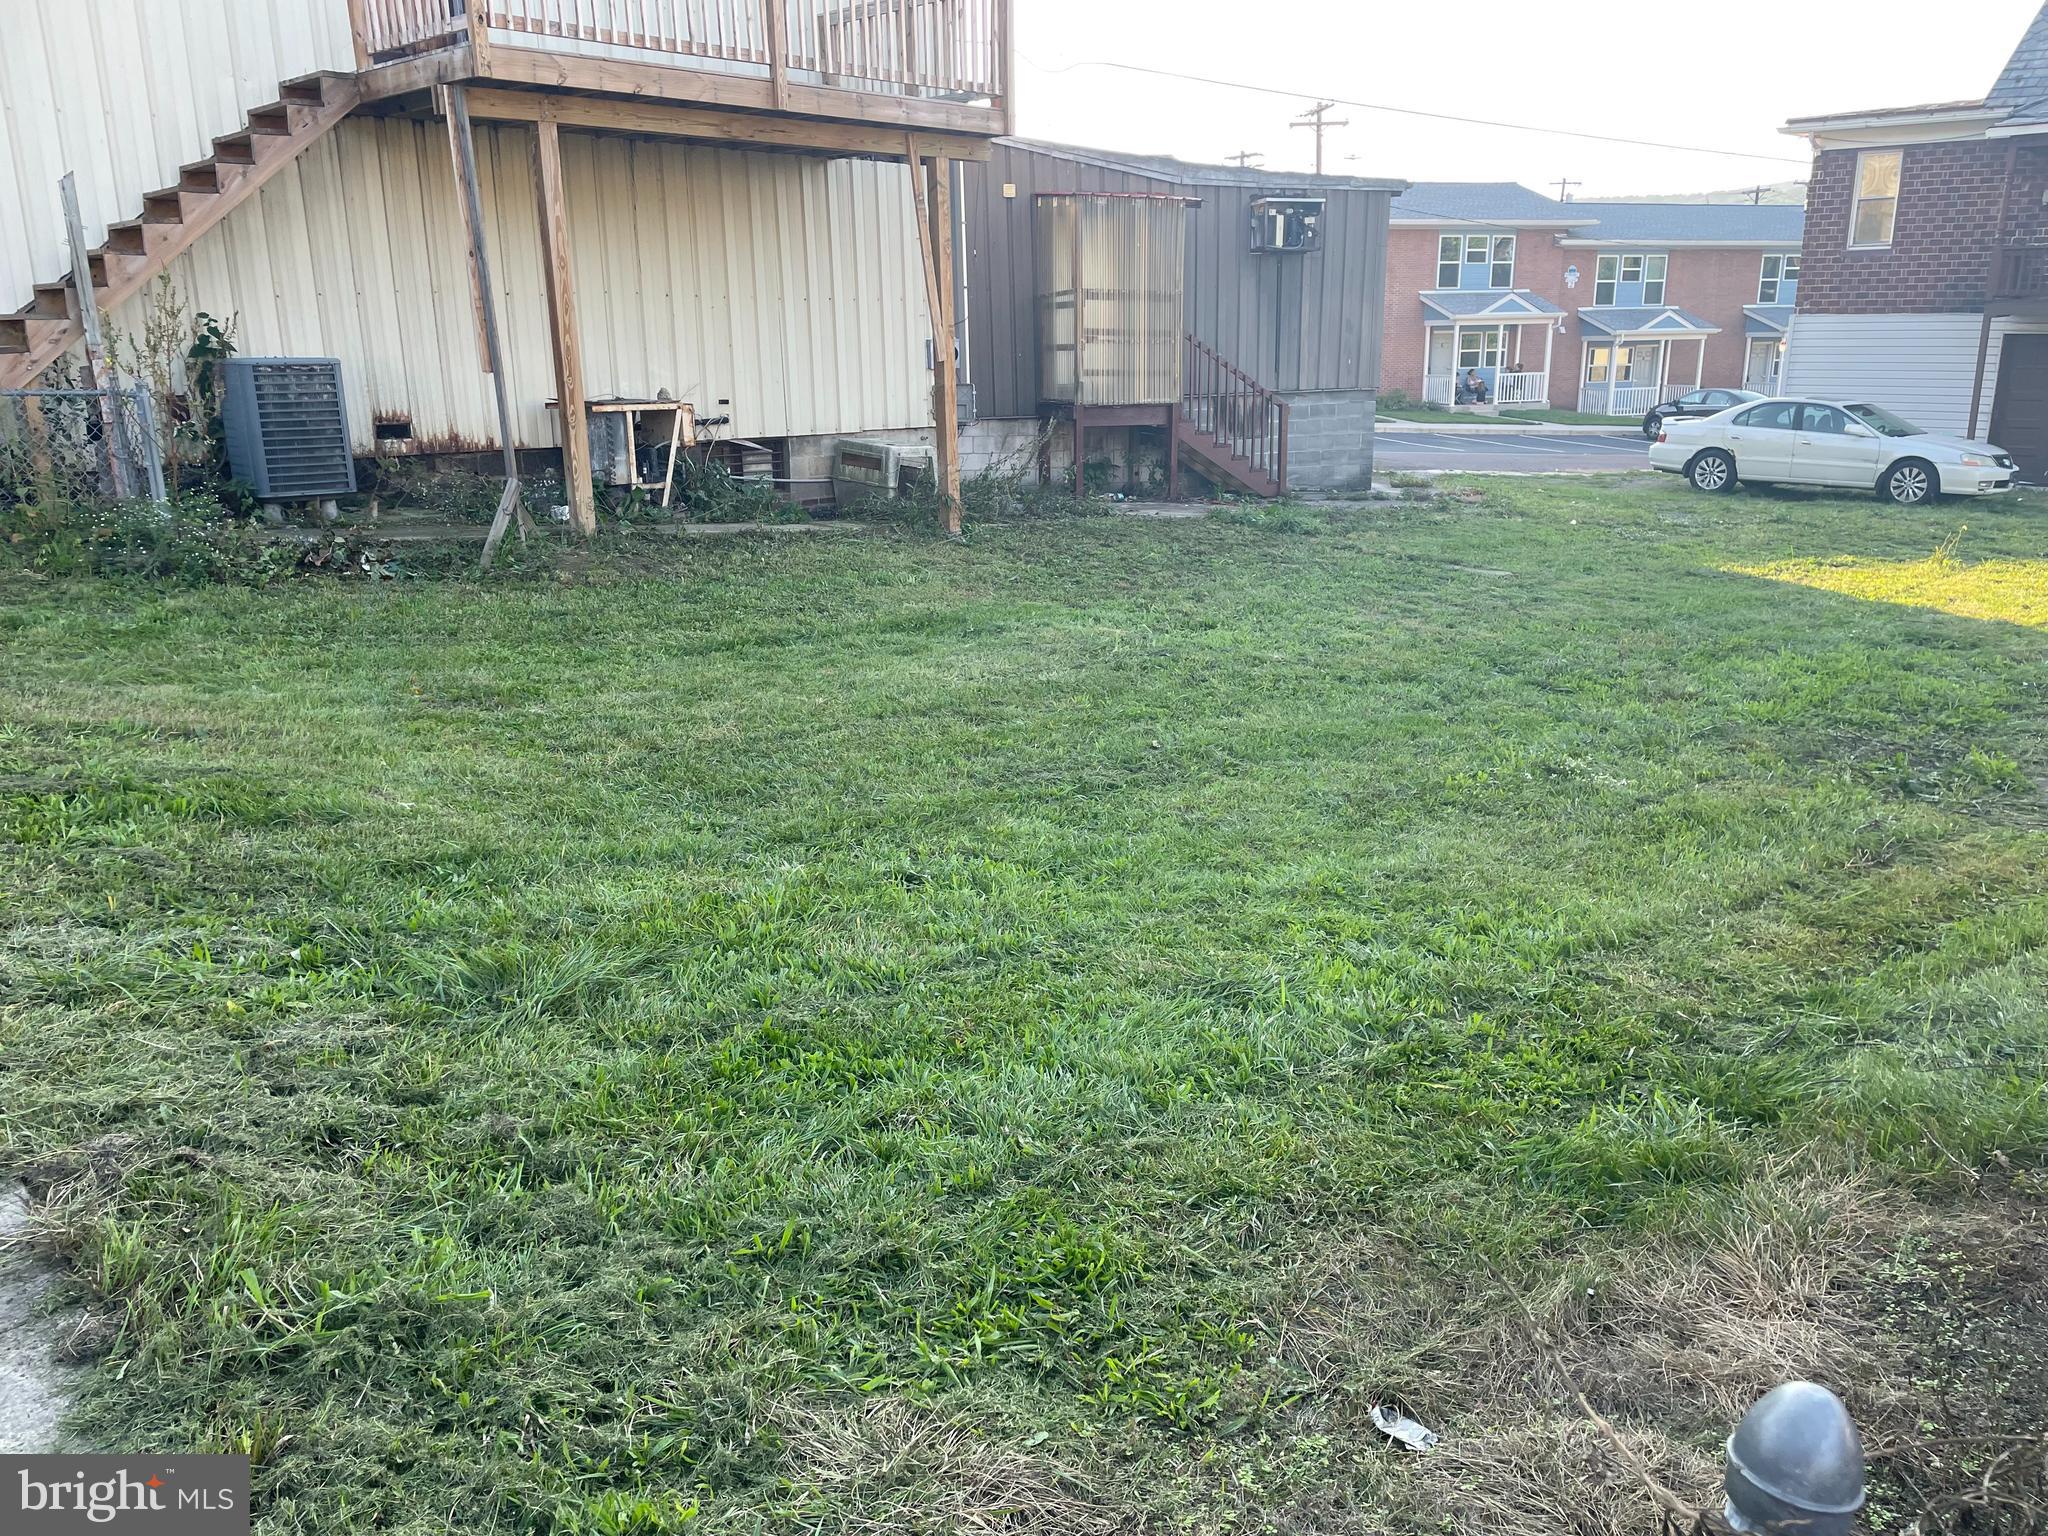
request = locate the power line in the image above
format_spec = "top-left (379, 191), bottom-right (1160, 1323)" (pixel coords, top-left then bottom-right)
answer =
top-left (1024, 56), bottom-right (1811, 168)
top-left (1290, 100), bottom-right (1350, 176)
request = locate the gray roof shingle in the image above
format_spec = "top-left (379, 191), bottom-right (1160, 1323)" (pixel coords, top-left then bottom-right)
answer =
top-left (1988, 3), bottom-right (2048, 125)
top-left (1390, 182), bottom-right (1577, 223)
top-left (1419, 290), bottom-right (1565, 318)
top-left (1558, 202), bottom-right (1806, 244)
top-left (1578, 305), bottom-right (1721, 335)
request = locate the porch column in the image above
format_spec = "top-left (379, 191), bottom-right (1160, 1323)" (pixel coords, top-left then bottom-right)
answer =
top-left (1542, 320), bottom-right (1555, 408)
top-left (1452, 325), bottom-right (1462, 402)
top-left (1694, 337), bottom-right (1706, 392)
top-left (1608, 335), bottom-right (1620, 416)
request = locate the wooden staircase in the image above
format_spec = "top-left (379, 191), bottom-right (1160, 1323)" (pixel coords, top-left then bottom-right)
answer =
top-left (0, 72), bottom-right (363, 390)
top-left (1176, 333), bottom-right (1289, 499)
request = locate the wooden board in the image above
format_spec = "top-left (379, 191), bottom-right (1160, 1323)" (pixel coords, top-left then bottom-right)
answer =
top-left (532, 114), bottom-right (596, 535)
top-left (462, 87), bottom-right (990, 163)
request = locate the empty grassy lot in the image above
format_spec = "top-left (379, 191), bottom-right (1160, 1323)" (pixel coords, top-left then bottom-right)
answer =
top-left (3, 479), bottom-right (2046, 1533)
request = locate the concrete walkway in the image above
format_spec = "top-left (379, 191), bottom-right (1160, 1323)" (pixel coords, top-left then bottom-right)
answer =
top-left (0, 1186), bottom-right (79, 1453)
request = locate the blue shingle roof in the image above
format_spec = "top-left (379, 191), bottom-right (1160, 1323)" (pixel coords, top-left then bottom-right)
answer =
top-left (1745, 304), bottom-right (1795, 336)
top-left (1579, 306), bottom-right (1721, 336)
top-left (1988, 3), bottom-right (2048, 126)
top-left (1391, 182), bottom-right (1577, 224)
top-left (1420, 289), bottom-right (1566, 319)
top-left (1559, 202), bottom-right (1806, 244)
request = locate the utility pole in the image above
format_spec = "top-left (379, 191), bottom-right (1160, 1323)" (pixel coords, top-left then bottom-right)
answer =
top-left (1290, 101), bottom-right (1348, 175)
top-left (1227, 150), bottom-right (1264, 168)
top-left (1553, 177), bottom-right (1581, 204)
top-left (1743, 184), bottom-right (1767, 205)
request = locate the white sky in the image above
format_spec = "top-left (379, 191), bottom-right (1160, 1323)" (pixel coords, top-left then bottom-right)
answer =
top-left (1012, 0), bottom-right (2044, 196)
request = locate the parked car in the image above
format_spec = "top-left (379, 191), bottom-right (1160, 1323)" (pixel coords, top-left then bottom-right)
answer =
top-left (1648, 399), bottom-right (2018, 505)
top-left (1641, 387), bottom-right (1762, 441)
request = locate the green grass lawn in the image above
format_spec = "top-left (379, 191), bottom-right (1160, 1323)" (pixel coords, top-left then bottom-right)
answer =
top-left (3, 479), bottom-right (2046, 1533)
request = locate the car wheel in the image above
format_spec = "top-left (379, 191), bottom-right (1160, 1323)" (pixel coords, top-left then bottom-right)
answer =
top-left (1881, 458), bottom-right (1938, 507)
top-left (1688, 449), bottom-right (1736, 493)
top-left (1642, 411), bottom-right (1663, 441)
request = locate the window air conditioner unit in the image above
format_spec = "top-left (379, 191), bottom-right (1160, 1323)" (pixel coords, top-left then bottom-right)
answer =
top-left (1250, 196), bottom-right (1326, 254)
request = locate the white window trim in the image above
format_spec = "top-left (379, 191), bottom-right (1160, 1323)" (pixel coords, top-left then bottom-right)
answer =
top-left (1758, 251), bottom-right (1802, 304)
top-left (1849, 150), bottom-right (1902, 251)
top-left (1642, 254), bottom-right (1668, 307)
top-left (1437, 233), bottom-right (1461, 289)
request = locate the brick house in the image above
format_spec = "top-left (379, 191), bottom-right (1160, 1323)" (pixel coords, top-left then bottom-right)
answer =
top-left (1780, 3), bottom-right (2048, 480)
top-left (1380, 184), bottom-right (1805, 415)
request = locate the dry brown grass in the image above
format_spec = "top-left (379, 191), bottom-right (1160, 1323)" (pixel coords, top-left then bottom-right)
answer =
top-left (768, 1396), bottom-right (1136, 1536)
top-left (1264, 1160), bottom-right (2048, 1535)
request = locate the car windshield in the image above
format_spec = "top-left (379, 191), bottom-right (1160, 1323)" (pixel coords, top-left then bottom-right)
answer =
top-left (1846, 403), bottom-right (1924, 438)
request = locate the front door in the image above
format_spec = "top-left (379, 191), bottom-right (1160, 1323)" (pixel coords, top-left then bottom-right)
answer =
top-left (1745, 338), bottom-right (1782, 394)
top-left (1428, 329), bottom-right (1455, 396)
top-left (1724, 400), bottom-right (1801, 479)
top-left (1990, 333), bottom-right (2048, 484)
top-left (1792, 402), bottom-right (1884, 488)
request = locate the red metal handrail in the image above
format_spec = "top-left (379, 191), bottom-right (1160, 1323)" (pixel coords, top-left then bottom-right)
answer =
top-left (1182, 333), bottom-right (1289, 493)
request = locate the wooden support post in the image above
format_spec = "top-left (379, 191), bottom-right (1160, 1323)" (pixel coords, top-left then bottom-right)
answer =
top-left (467, 0), bottom-right (496, 75)
top-left (532, 112), bottom-right (595, 537)
top-left (928, 155), bottom-right (961, 533)
top-left (446, 84), bottom-right (532, 571)
top-left (347, 0), bottom-right (372, 71)
top-left (766, 0), bottom-right (790, 109)
top-left (60, 173), bottom-right (128, 500)
top-left (905, 136), bottom-right (959, 534)
top-left (1165, 400), bottom-right (1180, 502)
top-left (440, 88), bottom-right (496, 376)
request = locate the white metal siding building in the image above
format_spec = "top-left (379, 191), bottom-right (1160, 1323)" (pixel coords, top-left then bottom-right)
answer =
top-left (4, 0), bottom-right (941, 456)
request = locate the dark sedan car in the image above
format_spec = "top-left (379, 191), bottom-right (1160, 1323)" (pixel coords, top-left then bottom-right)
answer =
top-left (1641, 387), bottom-right (1763, 441)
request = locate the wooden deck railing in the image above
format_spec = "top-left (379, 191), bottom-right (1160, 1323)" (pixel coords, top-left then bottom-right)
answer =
top-left (1183, 334), bottom-right (1288, 493)
top-left (358, 0), bottom-right (472, 59)
top-left (358, 0), bottom-right (1009, 107)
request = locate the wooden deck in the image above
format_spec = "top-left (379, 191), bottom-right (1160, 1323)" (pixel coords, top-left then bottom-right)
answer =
top-left (352, 0), bottom-right (1011, 138)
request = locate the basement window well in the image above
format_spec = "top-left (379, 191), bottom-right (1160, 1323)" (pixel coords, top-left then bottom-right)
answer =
top-left (1251, 197), bottom-right (1325, 253)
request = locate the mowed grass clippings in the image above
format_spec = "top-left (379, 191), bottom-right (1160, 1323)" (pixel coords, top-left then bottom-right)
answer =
top-left (1, 478), bottom-right (2046, 1534)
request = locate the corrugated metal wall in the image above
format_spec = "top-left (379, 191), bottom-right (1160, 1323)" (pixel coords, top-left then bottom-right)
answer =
top-left (1035, 195), bottom-right (1188, 406)
top-left (963, 142), bottom-right (1394, 419)
top-left (0, 0), bottom-right (355, 315)
top-left (104, 118), bottom-right (936, 451)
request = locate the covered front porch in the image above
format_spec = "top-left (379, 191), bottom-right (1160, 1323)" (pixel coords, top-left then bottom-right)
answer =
top-left (1576, 306), bottom-right (1721, 416)
top-left (1420, 290), bottom-right (1565, 408)
top-left (1744, 305), bottom-right (1793, 394)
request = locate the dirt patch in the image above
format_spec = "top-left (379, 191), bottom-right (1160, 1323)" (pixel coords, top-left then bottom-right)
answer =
top-left (0, 1183), bottom-right (83, 1452)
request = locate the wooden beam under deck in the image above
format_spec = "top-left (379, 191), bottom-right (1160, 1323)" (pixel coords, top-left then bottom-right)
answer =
top-left (476, 45), bottom-right (1005, 139)
top-left (461, 88), bottom-right (991, 162)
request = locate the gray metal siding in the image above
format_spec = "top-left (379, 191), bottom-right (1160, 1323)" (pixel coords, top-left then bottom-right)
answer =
top-left (963, 142), bottom-right (1392, 419)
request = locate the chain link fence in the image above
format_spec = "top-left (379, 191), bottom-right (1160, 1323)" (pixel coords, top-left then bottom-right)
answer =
top-left (0, 386), bottom-right (168, 510)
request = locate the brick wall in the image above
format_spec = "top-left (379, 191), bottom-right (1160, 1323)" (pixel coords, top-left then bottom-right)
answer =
top-left (1380, 224), bottom-right (1782, 404)
top-left (1798, 140), bottom-right (2016, 314)
top-left (1379, 229), bottom-right (1441, 397)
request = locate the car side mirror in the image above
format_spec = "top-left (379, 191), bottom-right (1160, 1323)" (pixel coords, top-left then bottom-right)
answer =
top-left (1844, 423), bottom-right (1876, 439)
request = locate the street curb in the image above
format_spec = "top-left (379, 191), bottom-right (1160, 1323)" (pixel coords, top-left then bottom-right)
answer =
top-left (1376, 420), bottom-right (1644, 437)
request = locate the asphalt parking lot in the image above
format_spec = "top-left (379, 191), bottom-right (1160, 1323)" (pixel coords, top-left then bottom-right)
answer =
top-left (1375, 429), bottom-right (1654, 475)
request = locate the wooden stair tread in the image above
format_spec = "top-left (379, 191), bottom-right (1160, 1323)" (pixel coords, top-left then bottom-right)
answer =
top-left (0, 71), bottom-right (362, 388)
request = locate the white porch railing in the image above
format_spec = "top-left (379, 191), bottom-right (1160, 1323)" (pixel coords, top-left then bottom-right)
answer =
top-left (1580, 381), bottom-right (1685, 416)
top-left (1422, 372), bottom-right (1547, 408)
